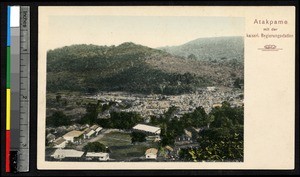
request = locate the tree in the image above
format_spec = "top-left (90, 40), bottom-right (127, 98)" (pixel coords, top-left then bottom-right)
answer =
top-left (233, 78), bottom-right (244, 89)
top-left (80, 102), bottom-right (102, 125)
top-left (209, 101), bottom-right (243, 128)
top-left (110, 111), bottom-right (143, 130)
top-left (180, 106), bottom-right (208, 128)
top-left (149, 115), bottom-right (160, 126)
top-left (184, 126), bottom-right (243, 162)
top-left (187, 54), bottom-right (197, 60)
top-left (55, 94), bottom-right (61, 103)
top-left (179, 102), bottom-right (244, 162)
top-left (47, 111), bottom-right (71, 127)
top-left (131, 132), bottom-right (147, 143)
top-left (160, 123), bottom-right (176, 146)
top-left (83, 142), bottom-right (108, 152)
top-left (190, 106), bottom-right (208, 127)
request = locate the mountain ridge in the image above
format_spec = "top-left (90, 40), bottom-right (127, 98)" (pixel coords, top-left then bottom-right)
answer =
top-left (47, 38), bottom-right (243, 95)
top-left (159, 36), bottom-right (244, 62)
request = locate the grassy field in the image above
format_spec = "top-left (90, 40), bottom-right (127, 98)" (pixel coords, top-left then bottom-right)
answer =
top-left (98, 131), bottom-right (158, 161)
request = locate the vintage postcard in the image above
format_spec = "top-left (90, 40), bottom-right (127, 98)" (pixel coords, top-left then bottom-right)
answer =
top-left (37, 6), bottom-right (295, 169)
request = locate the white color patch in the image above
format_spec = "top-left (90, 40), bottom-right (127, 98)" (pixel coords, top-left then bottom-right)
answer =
top-left (10, 6), bottom-right (20, 27)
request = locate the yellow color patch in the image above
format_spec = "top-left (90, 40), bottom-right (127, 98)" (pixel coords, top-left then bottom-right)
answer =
top-left (6, 89), bottom-right (11, 130)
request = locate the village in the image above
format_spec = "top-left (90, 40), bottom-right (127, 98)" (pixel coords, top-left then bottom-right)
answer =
top-left (46, 123), bottom-right (173, 162)
top-left (89, 86), bottom-right (243, 119)
top-left (46, 86), bottom-right (244, 162)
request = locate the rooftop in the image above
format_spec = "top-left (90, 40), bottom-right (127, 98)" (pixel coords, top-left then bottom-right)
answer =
top-left (53, 137), bottom-right (66, 145)
top-left (63, 130), bottom-right (83, 138)
top-left (90, 124), bottom-right (99, 130)
top-left (86, 152), bottom-right (109, 157)
top-left (51, 149), bottom-right (84, 158)
top-left (133, 124), bottom-right (161, 134)
top-left (145, 148), bottom-right (158, 155)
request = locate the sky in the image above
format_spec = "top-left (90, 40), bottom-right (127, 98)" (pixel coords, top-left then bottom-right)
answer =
top-left (47, 16), bottom-right (244, 50)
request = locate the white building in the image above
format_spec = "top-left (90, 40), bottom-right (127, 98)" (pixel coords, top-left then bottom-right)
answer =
top-left (86, 152), bottom-right (109, 161)
top-left (83, 128), bottom-right (96, 139)
top-left (51, 149), bottom-right (84, 160)
top-left (90, 124), bottom-right (103, 135)
top-left (133, 124), bottom-right (161, 135)
top-left (145, 148), bottom-right (158, 159)
top-left (62, 130), bottom-right (84, 143)
top-left (53, 137), bottom-right (67, 149)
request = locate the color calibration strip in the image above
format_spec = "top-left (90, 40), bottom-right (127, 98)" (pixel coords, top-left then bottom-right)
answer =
top-left (10, 5), bottom-right (21, 173)
top-left (6, 6), bottom-right (31, 173)
top-left (6, 6), bottom-right (11, 173)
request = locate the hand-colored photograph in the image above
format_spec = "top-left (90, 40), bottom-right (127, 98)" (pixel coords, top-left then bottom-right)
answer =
top-left (43, 13), bottom-right (244, 163)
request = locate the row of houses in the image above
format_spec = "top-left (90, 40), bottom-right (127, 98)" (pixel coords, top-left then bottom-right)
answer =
top-left (51, 149), bottom-right (110, 161)
top-left (51, 148), bottom-right (158, 161)
top-left (48, 124), bottom-right (103, 148)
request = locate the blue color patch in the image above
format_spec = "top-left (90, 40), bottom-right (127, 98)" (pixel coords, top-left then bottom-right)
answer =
top-left (7, 6), bottom-right (10, 46)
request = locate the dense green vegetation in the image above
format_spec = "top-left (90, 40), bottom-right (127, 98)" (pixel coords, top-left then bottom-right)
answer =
top-left (83, 142), bottom-right (108, 153)
top-left (79, 101), bottom-right (143, 129)
top-left (159, 36), bottom-right (244, 63)
top-left (179, 102), bottom-right (244, 162)
top-left (131, 132), bottom-right (147, 143)
top-left (46, 111), bottom-right (71, 127)
top-left (148, 102), bottom-right (243, 161)
top-left (46, 42), bottom-right (229, 95)
top-left (149, 106), bottom-right (211, 146)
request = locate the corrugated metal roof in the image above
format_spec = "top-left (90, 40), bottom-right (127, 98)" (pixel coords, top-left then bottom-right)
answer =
top-left (53, 137), bottom-right (66, 145)
top-left (51, 149), bottom-right (84, 158)
top-left (90, 124), bottom-right (99, 130)
top-left (86, 129), bottom-right (95, 136)
top-left (86, 152), bottom-right (109, 157)
top-left (63, 130), bottom-right (83, 138)
top-left (133, 124), bottom-right (161, 134)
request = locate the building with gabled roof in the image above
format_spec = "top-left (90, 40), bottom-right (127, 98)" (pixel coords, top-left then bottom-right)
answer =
top-left (83, 128), bottom-right (96, 139)
top-left (62, 130), bottom-right (84, 143)
top-left (145, 148), bottom-right (158, 159)
top-left (53, 137), bottom-right (67, 149)
top-left (133, 124), bottom-right (161, 135)
top-left (90, 124), bottom-right (103, 135)
top-left (86, 152), bottom-right (109, 161)
top-left (51, 149), bottom-right (84, 160)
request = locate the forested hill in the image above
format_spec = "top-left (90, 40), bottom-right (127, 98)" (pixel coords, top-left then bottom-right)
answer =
top-left (47, 41), bottom-right (243, 95)
top-left (159, 36), bottom-right (244, 62)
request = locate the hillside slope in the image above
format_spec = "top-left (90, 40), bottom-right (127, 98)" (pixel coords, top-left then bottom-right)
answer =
top-left (159, 36), bottom-right (244, 62)
top-left (47, 41), bottom-right (243, 95)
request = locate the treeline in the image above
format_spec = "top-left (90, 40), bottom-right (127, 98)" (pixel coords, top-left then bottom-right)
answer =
top-left (179, 102), bottom-right (244, 162)
top-left (47, 100), bottom-right (144, 130)
top-left (149, 106), bottom-right (213, 146)
top-left (147, 102), bottom-right (243, 161)
top-left (47, 43), bottom-right (211, 95)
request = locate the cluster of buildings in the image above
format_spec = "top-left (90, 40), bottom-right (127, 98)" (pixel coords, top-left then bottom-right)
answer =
top-left (47, 124), bottom-right (109, 161)
top-left (47, 124), bottom-right (102, 141)
top-left (47, 122), bottom-right (205, 161)
top-left (132, 123), bottom-right (200, 160)
top-left (50, 149), bottom-right (110, 161)
top-left (90, 87), bottom-right (243, 119)
top-left (47, 124), bottom-right (103, 148)
top-left (46, 86), bottom-right (243, 161)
